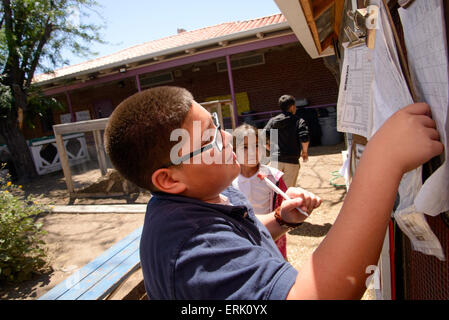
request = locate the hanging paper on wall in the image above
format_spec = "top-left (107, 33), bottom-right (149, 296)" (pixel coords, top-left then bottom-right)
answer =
top-left (399, 0), bottom-right (449, 216)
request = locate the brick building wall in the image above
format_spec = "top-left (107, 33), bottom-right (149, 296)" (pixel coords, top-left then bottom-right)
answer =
top-left (24, 42), bottom-right (338, 140)
top-left (170, 43), bottom-right (338, 112)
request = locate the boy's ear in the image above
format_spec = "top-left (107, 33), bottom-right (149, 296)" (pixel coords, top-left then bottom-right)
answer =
top-left (151, 168), bottom-right (187, 194)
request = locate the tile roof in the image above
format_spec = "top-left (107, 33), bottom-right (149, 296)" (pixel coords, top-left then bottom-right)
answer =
top-left (35, 13), bottom-right (286, 84)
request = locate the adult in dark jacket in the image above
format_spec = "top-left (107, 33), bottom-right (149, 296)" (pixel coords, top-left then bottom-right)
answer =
top-left (264, 95), bottom-right (310, 187)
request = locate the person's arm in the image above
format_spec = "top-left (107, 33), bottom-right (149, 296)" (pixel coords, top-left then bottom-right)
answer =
top-left (255, 213), bottom-right (289, 241)
top-left (297, 118), bottom-right (310, 162)
top-left (301, 141), bottom-right (309, 162)
top-left (286, 103), bottom-right (443, 299)
top-left (256, 186), bottom-right (321, 241)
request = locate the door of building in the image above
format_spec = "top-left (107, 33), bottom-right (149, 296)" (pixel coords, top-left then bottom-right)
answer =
top-left (93, 100), bottom-right (114, 119)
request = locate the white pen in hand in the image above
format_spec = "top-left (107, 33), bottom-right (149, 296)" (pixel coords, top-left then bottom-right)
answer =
top-left (256, 172), bottom-right (309, 217)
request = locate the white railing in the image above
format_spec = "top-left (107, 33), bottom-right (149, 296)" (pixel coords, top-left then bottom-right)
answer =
top-left (52, 118), bottom-right (109, 197)
top-left (1, 134), bottom-right (90, 176)
top-left (29, 133), bottom-right (90, 175)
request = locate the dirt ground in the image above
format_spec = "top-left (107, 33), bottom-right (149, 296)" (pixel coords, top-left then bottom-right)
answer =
top-left (0, 142), bottom-right (374, 300)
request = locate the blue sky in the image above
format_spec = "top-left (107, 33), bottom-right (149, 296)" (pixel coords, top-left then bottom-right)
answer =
top-left (66, 0), bottom-right (281, 66)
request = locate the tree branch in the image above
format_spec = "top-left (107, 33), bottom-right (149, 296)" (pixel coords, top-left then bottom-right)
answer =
top-left (24, 22), bottom-right (53, 89)
top-left (1, 0), bottom-right (12, 33)
top-left (2, 0), bottom-right (15, 58)
top-left (1, 0), bottom-right (22, 86)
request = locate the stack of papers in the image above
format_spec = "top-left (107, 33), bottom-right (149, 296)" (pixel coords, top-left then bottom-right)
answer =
top-left (336, 0), bottom-right (447, 260)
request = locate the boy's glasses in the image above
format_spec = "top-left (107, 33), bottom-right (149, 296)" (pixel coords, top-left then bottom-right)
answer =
top-left (171, 112), bottom-right (223, 165)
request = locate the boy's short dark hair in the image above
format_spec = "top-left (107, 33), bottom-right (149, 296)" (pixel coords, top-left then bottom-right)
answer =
top-left (104, 86), bottom-right (193, 191)
top-left (278, 94), bottom-right (296, 112)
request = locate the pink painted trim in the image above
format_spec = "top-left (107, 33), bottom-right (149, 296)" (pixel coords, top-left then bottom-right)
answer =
top-left (135, 74), bottom-right (141, 92)
top-left (225, 55), bottom-right (238, 126)
top-left (44, 34), bottom-right (298, 96)
top-left (65, 91), bottom-right (76, 122)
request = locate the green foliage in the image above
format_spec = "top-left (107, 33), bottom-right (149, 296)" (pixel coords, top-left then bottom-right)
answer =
top-left (0, 0), bottom-right (105, 117)
top-left (24, 90), bottom-right (65, 129)
top-left (0, 165), bottom-right (48, 282)
top-left (0, 1), bottom-right (105, 173)
top-left (0, 0), bottom-right (105, 78)
top-left (0, 76), bottom-right (13, 119)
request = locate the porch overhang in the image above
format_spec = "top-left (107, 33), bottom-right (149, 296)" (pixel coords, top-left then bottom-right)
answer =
top-left (274, 0), bottom-right (344, 59)
top-left (41, 31), bottom-right (299, 96)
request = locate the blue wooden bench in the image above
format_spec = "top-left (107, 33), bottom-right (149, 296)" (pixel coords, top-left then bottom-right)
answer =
top-left (38, 226), bottom-right (143, 300)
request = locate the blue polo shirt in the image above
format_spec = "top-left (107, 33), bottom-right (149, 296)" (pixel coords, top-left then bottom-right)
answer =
top-left (139, 185), bottom-right (298, 300)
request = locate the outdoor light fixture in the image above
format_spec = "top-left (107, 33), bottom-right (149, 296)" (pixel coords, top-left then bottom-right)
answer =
top-left (119, 67), bottom-right (127, 73)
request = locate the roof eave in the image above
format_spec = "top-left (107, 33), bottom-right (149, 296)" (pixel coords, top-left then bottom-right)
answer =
top-left (274, 0), bottom-right (335, 59)
top-left (34, 21), bottom-right (291, 87)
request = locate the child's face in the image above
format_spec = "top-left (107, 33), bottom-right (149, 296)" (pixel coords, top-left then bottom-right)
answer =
top-left (171, 101), bottom-right (240, 200)
top-left (236, 136), bottom-right (259, 168)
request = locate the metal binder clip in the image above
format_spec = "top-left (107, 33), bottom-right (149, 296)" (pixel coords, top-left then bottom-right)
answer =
top-left (398, 0), bottom-right (414, 8)
top-left (345, 6), bottom-right (379, 49)
top-left (344, 26), bottom-right (365, 48)
top-left (345, 9), bottom-right (367, 48)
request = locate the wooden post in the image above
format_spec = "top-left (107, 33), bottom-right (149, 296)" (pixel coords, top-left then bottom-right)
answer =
top-left (54, 133), bottom-right (75, 195)
top-left (215, 102), bottom-right (224, 129)
top-left (93, 130), bottom-right (108, 176)
top-left (53, 118), bottom-right (110, 198)
top-left (200, 100), bottom-right (236, 129)
top-left (227, 101), bottom-right (237, 129)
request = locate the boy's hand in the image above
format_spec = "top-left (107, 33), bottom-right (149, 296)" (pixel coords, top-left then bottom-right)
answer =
top-left (367, 103), bottom-right (443, 175)
top-left (280, 187), bottom-right (322, 224)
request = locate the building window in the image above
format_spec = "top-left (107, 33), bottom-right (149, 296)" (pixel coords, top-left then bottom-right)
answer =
top-left (139, 72), bottom-right (174, 88)
top-left (216, 53), bottom-right (265, 72)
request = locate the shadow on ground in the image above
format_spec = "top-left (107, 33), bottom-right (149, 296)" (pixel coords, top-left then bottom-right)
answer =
top-left (0, 270), bottom-right (52, 300)
top-left (289, 222), bottom-right (332, 237)
top-left (308, 142), bottom-right (346, 157)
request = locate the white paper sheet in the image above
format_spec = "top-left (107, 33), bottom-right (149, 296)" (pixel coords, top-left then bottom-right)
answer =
top-left (335, 1), bottom-right (446, 260)
top-left (373, 0), bottom-right (445, 260)
top-left (370, 1), bottom-right (421, 215)
top-left (336, 44), bottom-right (373, 138)
top-left (394, 206), bottom-right (445, 261)
top-left (399, 0), bottom-right (449, 216)
top-left (339, 149), bottom-right (350, 190)
top-left (336, 2), bottom-right (419, 213)
top-left (371, 0), bottom-right (414, 135)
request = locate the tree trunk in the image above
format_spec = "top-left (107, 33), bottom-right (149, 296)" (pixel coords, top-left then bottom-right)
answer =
top-left (0, 116), bottom-right (37, 182)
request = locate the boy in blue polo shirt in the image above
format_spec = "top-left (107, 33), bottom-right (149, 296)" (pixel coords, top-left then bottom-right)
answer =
top-left (104, 86), bottom-right (443, 299)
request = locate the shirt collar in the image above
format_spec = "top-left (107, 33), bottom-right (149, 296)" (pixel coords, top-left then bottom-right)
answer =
top-left (151, 191), bottom-right (250, 220)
